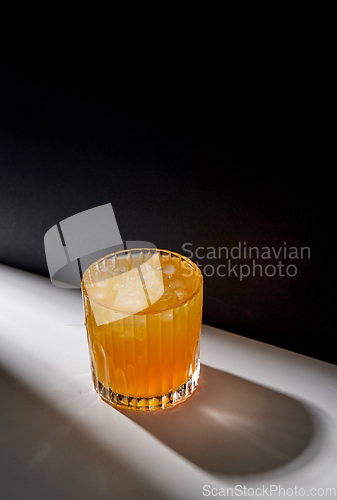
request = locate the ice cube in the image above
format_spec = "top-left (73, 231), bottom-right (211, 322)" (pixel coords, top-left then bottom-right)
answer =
top-left (168, 278), bottom-right (186, 290)
top-left (112, 265), bottom-right (129, 277)
top-left (174, 287), bottom-right (188, 303)
top-left (88, 269), bottom-right (113, 286)
top-left (160, 262), bottom-right (177, 275)
top-left (140, 254), bottom-right (164, 305)
top-left (87, 286), bottom-right (106, 301)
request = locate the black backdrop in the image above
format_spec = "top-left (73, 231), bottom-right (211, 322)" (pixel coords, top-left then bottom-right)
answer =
top-left (0, 67), bottom-right (333, 364)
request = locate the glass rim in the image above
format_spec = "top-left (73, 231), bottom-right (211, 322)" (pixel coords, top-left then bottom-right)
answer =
top-left (81, 248), bottom-right (203, 315)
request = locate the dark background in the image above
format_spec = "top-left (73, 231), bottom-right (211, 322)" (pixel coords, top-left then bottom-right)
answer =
top-left (0, 65), bottom-right (333, 364)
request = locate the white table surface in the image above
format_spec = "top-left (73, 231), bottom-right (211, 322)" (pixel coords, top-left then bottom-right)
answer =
top-left (0, 264), bottom-right (336, 500)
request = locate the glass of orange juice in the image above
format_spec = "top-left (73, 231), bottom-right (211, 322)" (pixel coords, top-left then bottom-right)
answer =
top-left (81, 248), bottom-right (203, 411)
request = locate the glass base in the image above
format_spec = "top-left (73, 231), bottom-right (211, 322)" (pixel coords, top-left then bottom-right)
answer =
top-left (92, 360), bottom-right (200, 411)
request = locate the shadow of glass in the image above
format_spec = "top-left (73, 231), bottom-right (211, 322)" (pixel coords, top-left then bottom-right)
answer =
top-left (118, 364), bottom-right (321, 476)
top-left (0, 366), bottom-right (168, 500)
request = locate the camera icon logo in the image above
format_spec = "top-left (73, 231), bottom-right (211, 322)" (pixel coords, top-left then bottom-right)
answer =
top-left (44, 204), bottom-right (162, 324)
top-left (44, 203), bottom-right (157, 288)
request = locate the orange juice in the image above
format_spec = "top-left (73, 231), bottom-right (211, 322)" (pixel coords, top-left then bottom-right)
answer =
top-left (81, 249), bottom-right (203, 410)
